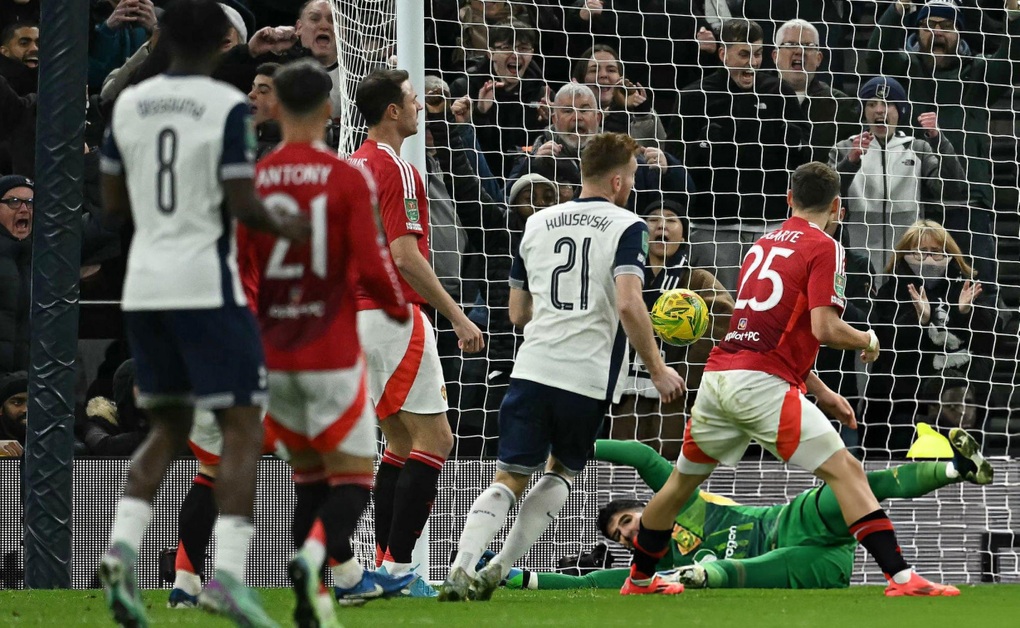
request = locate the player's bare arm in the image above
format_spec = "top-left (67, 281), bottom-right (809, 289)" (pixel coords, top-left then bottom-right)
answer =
top-left (809, 305), bottom-right (880, 363)
top-left (223, 178), bottom-right (311, 242)
top-left (805, 371), bottom-right (857, 428)
top-left (508, 287), bottom-right (533, 327)
top-left (99, 172), bottom-right (132, 229)
top-left (389, 233), bottom-right (484, 353)
top-left (616, 274), bottom-right (686, 403)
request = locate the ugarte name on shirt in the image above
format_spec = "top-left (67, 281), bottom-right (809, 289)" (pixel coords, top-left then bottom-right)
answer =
top-left (256, 164), bottom-right (333, 187)
top-left (544, 212), bottom-right (612, 233)
top-left (761, 229), bottom-right (802, 243)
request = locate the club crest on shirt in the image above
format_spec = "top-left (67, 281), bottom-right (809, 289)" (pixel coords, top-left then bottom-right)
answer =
top-left (834, 273), bottom-right (846, 299)
top-left (672, 523), bottom-right (702, 555)
top-left (404, 198), bottom-right (419, 222)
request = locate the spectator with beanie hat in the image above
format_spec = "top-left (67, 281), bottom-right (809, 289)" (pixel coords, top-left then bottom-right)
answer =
top-left (0, 369), bottom-right (27, 456)
top-left (829, 76), bottom-right (965, 282)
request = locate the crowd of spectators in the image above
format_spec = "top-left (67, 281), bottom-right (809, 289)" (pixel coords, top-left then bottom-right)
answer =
top-left (2, 0), bottom-right (1019, 460)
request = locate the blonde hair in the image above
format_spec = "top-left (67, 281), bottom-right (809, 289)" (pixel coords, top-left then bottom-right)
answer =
top-left (886, 219), bottom-right (975, 277)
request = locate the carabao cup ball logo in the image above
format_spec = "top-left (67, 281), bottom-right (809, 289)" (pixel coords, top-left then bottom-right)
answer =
top-left (650, 288), bottom-right (710, 347)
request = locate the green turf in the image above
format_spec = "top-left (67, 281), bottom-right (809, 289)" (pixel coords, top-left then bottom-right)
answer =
top-left (2, 586), bottom-right (1019, 627)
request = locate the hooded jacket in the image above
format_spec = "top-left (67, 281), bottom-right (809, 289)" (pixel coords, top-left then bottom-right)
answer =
top-left (829, 130), bottom-right (965, 276)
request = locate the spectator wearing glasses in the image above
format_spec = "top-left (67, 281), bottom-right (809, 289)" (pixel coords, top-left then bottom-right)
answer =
top-left (772, 19), bottom-right (859, 163)
top-left (508, 82), bottom-right (692, 213)
top-left (862, 219), bottom-right (996, 457)
top-left (451, 21), bottom-right (549, 179)
top-left (868, 0), bottom-right (1020, 298)
top-left (0, 175), bottom-right (32, 374)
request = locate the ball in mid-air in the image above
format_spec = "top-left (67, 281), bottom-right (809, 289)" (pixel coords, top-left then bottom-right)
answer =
top-left (650, 288), bottom-right (709, 347)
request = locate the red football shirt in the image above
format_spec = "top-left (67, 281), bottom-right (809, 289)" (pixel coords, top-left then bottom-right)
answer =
top-left (706, 216), bottom-right (847, 386)
top-left (246, 142), bottom-right (407, 370)
top-left (349, 139), bottom-right (428, 309)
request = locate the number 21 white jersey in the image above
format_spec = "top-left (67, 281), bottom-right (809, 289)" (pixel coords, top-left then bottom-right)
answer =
top-left (509, 198), bottom-right (648, 402)
top-left (100, 75), bottom-right (254, 311)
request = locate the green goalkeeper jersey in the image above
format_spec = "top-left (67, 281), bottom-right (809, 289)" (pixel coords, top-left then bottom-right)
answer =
top-left (594, 439), bottom-right (832, 570)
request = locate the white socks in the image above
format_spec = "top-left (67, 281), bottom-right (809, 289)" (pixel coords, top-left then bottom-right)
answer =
top-left (451, 483), bottom-right (517, 574)
top-left (945, 461), bottom-right (959, 480)
top-left (173, 569), bottom-right (203, 596)
top-left (332, 557), bottom-right (365, 589)
top-left (491, 473), bottom-right (570, 578)
top-left (109, 497), bottom-right (152, 553)
top-left (213, 516), bottom-right (253, 581)
top-left (380, 560), bottom-right (413, 576)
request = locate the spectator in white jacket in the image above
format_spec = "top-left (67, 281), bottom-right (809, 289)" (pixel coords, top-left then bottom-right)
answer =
top-left (829, 76), bottom-right (965, 281)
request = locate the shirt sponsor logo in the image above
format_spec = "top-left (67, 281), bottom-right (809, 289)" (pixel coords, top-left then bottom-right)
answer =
top-left (724, 526), bottom-right (740, 559)
top-left (725, 330), bottom-right (760, 342)
top-left (405, 198), bottom-right (420, 222)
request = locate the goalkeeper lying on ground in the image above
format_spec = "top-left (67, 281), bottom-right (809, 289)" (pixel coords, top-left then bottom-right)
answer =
top-left (506, 431), bottom-right (992, 590)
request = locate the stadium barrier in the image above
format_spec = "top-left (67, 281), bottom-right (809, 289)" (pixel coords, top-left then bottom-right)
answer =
top-left (1, 456), bottom-right (1017, 588)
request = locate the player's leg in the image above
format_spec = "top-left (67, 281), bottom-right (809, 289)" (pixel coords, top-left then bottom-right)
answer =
top-left (169, 307), bottom-right (275, 622)
top-left (441, 379), bottom-right (547, 602)
top-left (359, 306), bottom-right (450, 581)
top-left (169, 462), bottom-right (217, 608)
top-left (792, 395), bottom-right (959, 596)
top-left (506, 568), bottom-right (631, 590)
top-left (100, 311), bottom-right (193, 627)
top-left (169, 408), bottom-right (223, 608)
top-left (476, 388), bottom-right (609, 599)
top-left (627, 372), bottom-right (750, 595)
top-left (684, 545), bottom-right (855, 590)
top-left (379, 410), bottom-right (453, 579)
top-left (374, 418), bottom-right (409, 567)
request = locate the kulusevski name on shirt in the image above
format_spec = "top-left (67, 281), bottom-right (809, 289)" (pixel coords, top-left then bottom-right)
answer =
top-left (545, 212), bottom-right (612, 233)
top-left (256, 164), bottom-right (333, 187)
top-left (136, 97), bottom-right (206, 120)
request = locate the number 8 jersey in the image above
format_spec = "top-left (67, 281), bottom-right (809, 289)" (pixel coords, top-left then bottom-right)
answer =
top-left (100, 75), bottom-right (254, 311)
top-left (509, 197), bottom-right (648, 403)
top-left (707, 215), bottom-right (847, 387)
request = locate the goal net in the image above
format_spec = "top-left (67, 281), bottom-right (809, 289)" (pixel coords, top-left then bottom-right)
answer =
top-left (326, 0), bottom-right (1020, 584)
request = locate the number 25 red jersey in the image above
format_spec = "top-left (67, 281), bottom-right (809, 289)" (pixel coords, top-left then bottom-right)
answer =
top-left (706, 216), bottom-right (847, 386)
top-left (244, 142), bottom-right (408, 371)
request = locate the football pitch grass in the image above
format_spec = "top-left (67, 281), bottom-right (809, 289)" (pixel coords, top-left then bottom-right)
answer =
top-left (3, 586), bottom-right (1020, 627)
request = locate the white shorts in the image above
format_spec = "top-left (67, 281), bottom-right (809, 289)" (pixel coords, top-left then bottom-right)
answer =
top-left (677, 370), bottom-right (844, 474)
top-left (187, 409), bottom-right (279, 465)
top-left (263, 364), bottom-right (377, 458)
top-left (357, 305), bottom-right (448, 419)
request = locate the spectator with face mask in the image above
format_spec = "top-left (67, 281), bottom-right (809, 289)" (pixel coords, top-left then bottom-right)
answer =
top-left (862, 219), bottom-right (996, 457)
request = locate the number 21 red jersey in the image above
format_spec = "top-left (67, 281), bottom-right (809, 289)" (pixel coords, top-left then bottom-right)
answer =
top-left (706, 216), bottom-right (846, 386)
top-left (244, 142), bottom-right (408, 371)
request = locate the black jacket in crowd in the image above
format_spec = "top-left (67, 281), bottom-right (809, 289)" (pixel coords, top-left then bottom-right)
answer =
top-left (670, 69), bottom-right (810, 224)
top-left (862, 258), bottom-right (997, 455)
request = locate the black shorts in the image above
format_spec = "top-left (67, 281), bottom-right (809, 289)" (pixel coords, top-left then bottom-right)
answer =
top-left (496, 378), bottom-right (607, 475)
top-left (124, 306), bottom-right (267, 410)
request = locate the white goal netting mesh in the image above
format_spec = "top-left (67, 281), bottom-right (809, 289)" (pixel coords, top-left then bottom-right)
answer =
top-left (325, 0), bottom-right (1020, 584)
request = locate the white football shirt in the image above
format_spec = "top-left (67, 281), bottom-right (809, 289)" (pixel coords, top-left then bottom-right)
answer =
top-left (100, 74), bottom-right (254, 311)
top-left (509, 197), bottom-right (648, 401)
